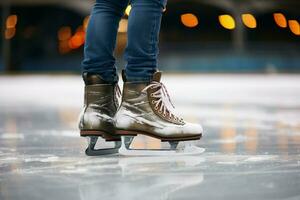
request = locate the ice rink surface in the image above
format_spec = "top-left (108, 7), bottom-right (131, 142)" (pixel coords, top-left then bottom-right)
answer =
top-left (0, 74), bottom-right (300, 200)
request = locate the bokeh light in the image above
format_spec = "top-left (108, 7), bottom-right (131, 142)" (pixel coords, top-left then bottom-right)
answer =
top-left (6, 15), bottom-right (18, 28)
top-left (242, 14), bottom-right (257, 28)
top-left (125, 5), bottom-right (131, 16)
top-left (288, 20), bottom-right (300, 35)
top-left (273, 13), bottom-right (287, 28)
top-left (5, 28), bottom-right (16, 39)
top-left (219, 14), bottom-right (235, 30)
top-left (58, 26), bottom-right (72, 41)
top-left (180, 13), bottom-right (198, 28)
top-left (83, 16), bottom-right (90, 31)
top-left (118, 19), bottom-right (128, 33)
top-left (68, 34), bottom-right (84, 49)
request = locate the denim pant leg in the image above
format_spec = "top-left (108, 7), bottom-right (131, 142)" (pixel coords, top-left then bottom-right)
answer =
top-left (124, 0), bottom-right (167, 82)
top-left (82, 0), bottom-right (129, 83)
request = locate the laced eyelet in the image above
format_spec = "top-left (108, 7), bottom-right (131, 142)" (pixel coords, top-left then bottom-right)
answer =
top-left (150, 94), bottom-right (154, 97)
top-left (155, 106), bottom-right (159, 110)
top-left (151, 100), bottom-right (155, 104)
top-left (158, 110), bottom-right (162, 113)
top-left (163, 114), bottom-right (166, 117)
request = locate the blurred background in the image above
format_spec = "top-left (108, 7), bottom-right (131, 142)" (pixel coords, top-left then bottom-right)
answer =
top-left (1, 1), bottom-right (300, 199)
top-left (1, 0), bottom-right (299, 73)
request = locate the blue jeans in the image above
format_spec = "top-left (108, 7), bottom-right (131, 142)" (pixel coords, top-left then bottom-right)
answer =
top-left (82, 0), bottom-right (167, 83)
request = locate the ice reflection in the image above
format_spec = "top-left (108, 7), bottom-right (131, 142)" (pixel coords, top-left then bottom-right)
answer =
top-left (78, 156), bottom-right (205, 200)
top-left (220, 125), bottom-right (237, 153)
top-left (244, 121), bottom-right (258, 153)
top-left (118, 156), bottom-right (205, 175)
top-left (78, 173), bottom-right (204, 200)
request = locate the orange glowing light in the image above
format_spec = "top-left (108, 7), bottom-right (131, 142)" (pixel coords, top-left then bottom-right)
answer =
top-left (76, 26), bottom-right (86, 41)
top-left (58, 26), bottom-right (72, 41)
top-left (181, 13), bottom-right (198, 28)
top-left (219, 14), bottom-right (235, 30)
top-left (6, 15), bottom-right (18, 28)
top-left (118, 19), bottom-right (128, 33)
top-left (221, 127), bottom-right (236, 153)
top-left (5, 28), bottom-right (16, 39)
top-left (67, 25), bottom-right (86, 50)
top-left (69, 34), bottom-right (85, 49)
top-left (83, 16), bottom-right (90, 31)
top-left (76, 31), bottom-right (85, 42)
top-left (288, 20), bottom-right (300, 35)
top-left (273, 13), bottom-right (287, 28)
top-left (242, 14), bottom-right (257, 28)
top-left (244, 127), bottom-right (257, 153)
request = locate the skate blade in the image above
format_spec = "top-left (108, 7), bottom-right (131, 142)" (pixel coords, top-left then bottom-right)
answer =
top-left (118, 136), bottom-right (205, 156)
top-left (85, 136), bottom-right (121, 156)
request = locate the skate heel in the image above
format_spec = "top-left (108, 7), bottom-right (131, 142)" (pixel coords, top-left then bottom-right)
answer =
top-left (80, 130), bottom-right (121, 142)
top-left (115, 129), bottom-right (138, 136)
top-left (80, 130), bottom-right (106, 137)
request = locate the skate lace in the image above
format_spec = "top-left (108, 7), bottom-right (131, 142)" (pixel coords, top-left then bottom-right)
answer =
top-left (116, 85), bottom-right (121, 98)
top-left (115, 84), bottom-right (122, 105)
top-left (143, 81), bottom-right (181, 121)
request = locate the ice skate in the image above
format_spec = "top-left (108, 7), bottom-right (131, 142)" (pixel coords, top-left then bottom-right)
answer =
top-left (115, 71), bottom-right (204, 156)
top-left (79, 73), bottom-right (121, 156)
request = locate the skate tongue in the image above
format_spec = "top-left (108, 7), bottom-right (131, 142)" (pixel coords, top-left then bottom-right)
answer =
top-left (152, 72), bottom-right (162, 82)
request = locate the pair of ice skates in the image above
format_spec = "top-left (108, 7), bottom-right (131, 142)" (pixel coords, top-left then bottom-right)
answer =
top-left (79, 71), bottom-right (203, 156)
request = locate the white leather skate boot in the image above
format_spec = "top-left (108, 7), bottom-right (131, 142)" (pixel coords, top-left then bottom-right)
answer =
top-left (115, 71), bottom-right (204, 156)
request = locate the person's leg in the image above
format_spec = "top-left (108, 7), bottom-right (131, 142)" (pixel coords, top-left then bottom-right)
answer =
top-left (82, 0), bottom-right (129, 83)
top-left (124, 0), bottom-right (167, 82)
top-left (115, 0), bottom-right (203, 154)
top-left (79, 0), bottom-right (128, 156)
